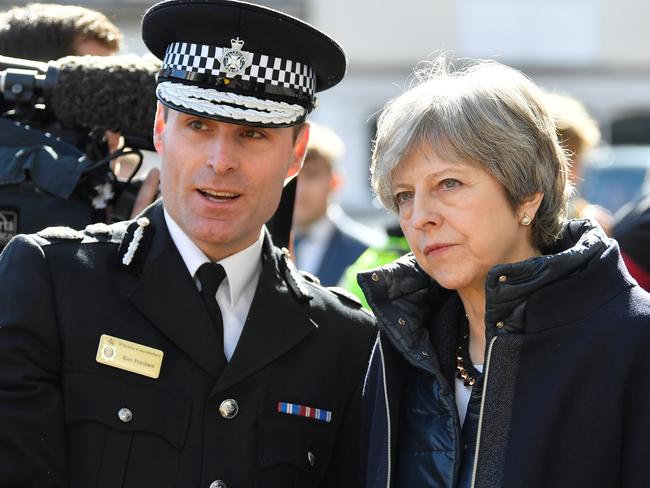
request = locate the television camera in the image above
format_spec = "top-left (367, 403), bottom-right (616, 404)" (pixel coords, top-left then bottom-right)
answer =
top-left (0, 53), bottom-right (159, 250)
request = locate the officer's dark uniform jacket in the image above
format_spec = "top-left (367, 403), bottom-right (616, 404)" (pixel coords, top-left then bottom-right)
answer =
top-left (359, 220), bottom-right (650, 488)
top-left (0, 201), bottom-right (376, 487)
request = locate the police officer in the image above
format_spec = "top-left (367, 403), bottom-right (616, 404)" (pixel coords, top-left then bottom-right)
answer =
top-left (0, 1), bottom-right (376, 486)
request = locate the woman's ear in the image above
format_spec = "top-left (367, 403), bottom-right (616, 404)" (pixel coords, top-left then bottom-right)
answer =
top-left (518, 192), bottom-right (544, 223)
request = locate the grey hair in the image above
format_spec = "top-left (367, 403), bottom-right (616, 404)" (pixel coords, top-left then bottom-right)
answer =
top-left (371, 56), bottom-right (572, 251)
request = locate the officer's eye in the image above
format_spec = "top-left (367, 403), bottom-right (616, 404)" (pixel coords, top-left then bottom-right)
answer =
top-left (241, 128), bottom-right (265, 139)
top-left (188, 120), bottom-right (207, 130)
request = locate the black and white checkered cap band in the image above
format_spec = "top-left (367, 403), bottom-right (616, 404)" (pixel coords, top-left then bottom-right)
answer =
top-left (163, 41), bottom-right (316, 97)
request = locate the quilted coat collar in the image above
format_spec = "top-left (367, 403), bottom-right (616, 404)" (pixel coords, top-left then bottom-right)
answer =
top-left (359, 219), bottom-right (620, 363)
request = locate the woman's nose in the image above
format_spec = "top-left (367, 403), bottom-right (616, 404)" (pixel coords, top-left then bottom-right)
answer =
top-left (409, 193), bottom-right (441, 230)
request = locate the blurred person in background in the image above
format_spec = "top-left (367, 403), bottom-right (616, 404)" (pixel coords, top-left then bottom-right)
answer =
top-left (360, 57), bottom-right (650, 488)
top-left (293, 122), bottom-right (385, 286)
top-left (338, 221), bottom-right (410, 309)
top-left (0, 2), bottom-right (121, 59)
top-left (613, 193), bottom-right (650, 290)
top-left (0, 2), bottom-right (160, 221)
top-left (545, 91), bottom-right (614, 234)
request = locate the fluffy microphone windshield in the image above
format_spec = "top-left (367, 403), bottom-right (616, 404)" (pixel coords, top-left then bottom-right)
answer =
top-left (50, 54), bottom-right (160, 135)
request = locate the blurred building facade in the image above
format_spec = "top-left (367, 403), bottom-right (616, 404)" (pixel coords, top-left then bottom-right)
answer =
top-left (3, 0), bottom-right (650, 218)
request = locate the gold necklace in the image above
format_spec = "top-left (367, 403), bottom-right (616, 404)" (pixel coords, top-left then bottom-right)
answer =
top-left (456, 345), bottom-right (479, 387)
top-left (456, 315), bottom-right (481, 387)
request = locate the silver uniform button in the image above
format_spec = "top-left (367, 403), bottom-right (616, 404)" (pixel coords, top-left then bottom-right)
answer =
top-left (118, 408), bottom-right (132, 423)
top-left (219, 399), bottom-right (239, 419)
top-left (307, 451), bottom-right (316, 467)
top-left (209, 481), bottom-right (227, 488)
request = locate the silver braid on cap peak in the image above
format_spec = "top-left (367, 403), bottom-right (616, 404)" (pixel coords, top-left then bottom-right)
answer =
top-left (157, 82), bottom-right (306, 125)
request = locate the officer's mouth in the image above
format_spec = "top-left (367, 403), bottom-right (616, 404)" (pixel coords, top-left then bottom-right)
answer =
top-left (198, 189), bottom-right (240, 202)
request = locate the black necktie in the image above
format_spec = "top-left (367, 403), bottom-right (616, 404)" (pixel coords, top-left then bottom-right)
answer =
top-left (196, 262), bottom-right (227, 364)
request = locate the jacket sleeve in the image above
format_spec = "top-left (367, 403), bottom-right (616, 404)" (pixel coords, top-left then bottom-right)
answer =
top-left (360, 334), bottom-right (391, 488)
top-left (0, 235), bottom-right (67, 486)
top-left (319, 322), bottom-right (377, 488)
top-left (319, 373), bottom-right (366, 487)
top-left (621, 311), bottom-right (650, 488)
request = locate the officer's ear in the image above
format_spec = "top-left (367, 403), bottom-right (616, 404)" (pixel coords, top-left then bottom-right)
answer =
top-left (330, 169), bottom-right (342, 193)
top-left (153, 102), bottom-right (166, 153)
top-left (287, 123), bottom-right (310, 180)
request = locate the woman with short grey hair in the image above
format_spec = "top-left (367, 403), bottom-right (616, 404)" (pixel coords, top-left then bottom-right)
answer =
top-left (360, 57), bottom-right (650, 488)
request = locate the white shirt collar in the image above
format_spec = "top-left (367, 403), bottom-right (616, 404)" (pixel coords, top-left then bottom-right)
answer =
top-left (163, 209), bottom-right (263, 307)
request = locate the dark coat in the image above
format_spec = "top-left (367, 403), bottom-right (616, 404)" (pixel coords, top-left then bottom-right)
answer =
top-left (0, 201), bottom-right (376, 488)
top-left (359, 220), bottom-right (650, 488)
top-left (316, 224), bottom-right (369, 287)
top-left (614, 193), bottom-right (650, 289)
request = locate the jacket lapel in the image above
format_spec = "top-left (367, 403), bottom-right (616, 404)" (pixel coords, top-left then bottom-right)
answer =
top-left (125, 203), bottom-right (222, 378)
top-left (215, 239), bottom-right (314, 392)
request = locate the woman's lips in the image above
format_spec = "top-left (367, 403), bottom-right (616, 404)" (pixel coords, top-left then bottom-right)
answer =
top-left (423, 243), bottom-right (455, 256)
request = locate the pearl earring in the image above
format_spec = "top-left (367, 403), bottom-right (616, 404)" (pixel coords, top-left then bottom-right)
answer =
top-left (521, 213), bottom-right (532, 226)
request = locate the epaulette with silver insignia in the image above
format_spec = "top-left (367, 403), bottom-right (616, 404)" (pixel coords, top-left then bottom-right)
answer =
top-left (105, 220), bottom-right (130, 245)
top-left (121, 217), bottom-right (150, 266)
top-left (280, 247), bottom-right (312, 302)
top-left (37, 226), bottom-right (84, 241)
top-left (84, 222), bottom-right (112, 236)
top-left (327, 286), bottom-right (370, 313)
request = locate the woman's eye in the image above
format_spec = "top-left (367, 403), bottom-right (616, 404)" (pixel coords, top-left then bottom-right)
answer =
top-left (395, 191), bottom-right (413, 205)
top-left (440, 178), bottom-right (460, 190)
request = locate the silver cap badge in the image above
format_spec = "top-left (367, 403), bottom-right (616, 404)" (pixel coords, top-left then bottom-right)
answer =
top-left (220, 37), bottom-right (253, 78)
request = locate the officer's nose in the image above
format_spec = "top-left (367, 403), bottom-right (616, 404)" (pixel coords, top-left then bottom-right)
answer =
top-left (206, 133), bottom-right (239, 174)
